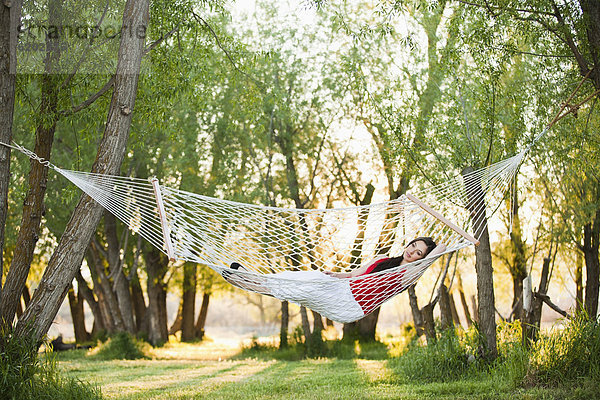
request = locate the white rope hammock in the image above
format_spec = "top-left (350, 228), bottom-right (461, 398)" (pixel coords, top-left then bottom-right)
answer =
top-left (6, 142), bottom-right (529, 323)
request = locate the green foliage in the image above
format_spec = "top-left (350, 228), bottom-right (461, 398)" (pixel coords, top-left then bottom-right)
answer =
top-left (388, 328), bottom-right (480, 383)
top-left (0, 326), bottom-right (100, 400)
top-left (90, 332), bottom-right (150, 361)
top-left (528, 313), bottom-right (600, 386)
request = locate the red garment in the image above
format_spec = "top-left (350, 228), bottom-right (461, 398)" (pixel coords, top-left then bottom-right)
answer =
top-left (349, 258), bottom-right (407, 316)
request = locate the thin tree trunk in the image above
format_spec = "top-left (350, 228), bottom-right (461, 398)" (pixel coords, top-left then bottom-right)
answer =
top-left (88, 245), bottom-right (125, 332)
top-left (508, 189), bottom-right (527, 322)
top-left (181, 262), bottom-right (196, 342)
top-left (67, 283), bottom-right (90, 343)
top-left (421, 303), bottom-right (436, 344)
top-left (575, 251), bottom-right (584, 313)
top-left (279, 300), bottom-right (289, 349)
top-left (583, 201), bottom-right (600, 317)
top-left (0, 0), bottom-right (61, 327)
top-left (75, 270), bottom-right (105, 333)
top-left (439, 284), bottom-right (454, 331)
top-left (463, 166), bottom-right (497, 359)
top-left (104, 211), bottom-right (136, 333)
top-left (129, 247), bottom-right (147, 334)
top-left (15, 0), bottom-right (150, 342)
top-left (300, 305), bottom-right (312, 349)
top-left (144, 246), bottom-right (169, 345)
top-left (0, 0), bottom-right (23, 299)
top-left (407, 286), bottom-right (425, 336)
top-left (195, 292), bottom-right (210, 340)
top-left (456, 272), bottom-right (472, 327)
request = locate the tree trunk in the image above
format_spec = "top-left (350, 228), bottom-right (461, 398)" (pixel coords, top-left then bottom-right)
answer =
top-left (144, 246), bottom-right (169, 346)
top-left (575, 251), bottom-right (584, 314)
top-left (168, 304), bottom-right (182, 335)
top-left (407, 286), bottom-right (425, 335)
top-left (130, 260), bottom-right (147, 334)
top-left (279, 300), bottom-right (289, 349)
top-left (67, 284), bottom-right (90, 343)
top-left (439, 284), bottom-right (454, 331)
top-left (463, 166), bottom-right (497, 359)
top-left (74, 270), bottom-right (105, 333)
top-left (104, 212), bottom-right (136, 333)
top-left (14, 0), bottom-right (150, 342)
top-left (195, 292), bottom-right (210, 340)
top-left (456, 272), bottom-right (472, 327)
top-left (0, 0), bottom-right (61, 327)
top-left (421, 303), bottom-right (436, 344)
top-left (86, 253), bottom-right (115, 333)
top-left (88, 245), bottom-right (125, 332)
top-left (583, 201), bottom-right (600, 318)
top-left (508, 190), bottom-right (527, 321)
top-left (300, 305), bottom-right (312, 348)
top-left (181, 263), bottom-right (196, 342)
top-left (0, 0), bottom-right (22, 299)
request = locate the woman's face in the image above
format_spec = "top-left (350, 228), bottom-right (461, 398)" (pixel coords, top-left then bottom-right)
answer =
top-left (403, 240), bottom-right (429, 263)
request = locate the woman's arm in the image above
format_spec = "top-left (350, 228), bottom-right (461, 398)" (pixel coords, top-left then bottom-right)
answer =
top-left (324, 256), bottom-right (388, 278)
top-left (428, 243), bottom-right (447, 257)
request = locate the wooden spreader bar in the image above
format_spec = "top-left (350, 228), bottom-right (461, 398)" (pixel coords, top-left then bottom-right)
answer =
top-left (406, 193), bottom-right (480, 246)
top-left (151, 177), bottom-right (176, 262)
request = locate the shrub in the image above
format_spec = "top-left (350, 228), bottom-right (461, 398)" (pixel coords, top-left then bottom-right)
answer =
top-left (388, 329), bottom-right (475, 382)
top-left (528, 313), bottom-right (600, 385)
top-left (90, 332), bottom-right (149, 360)
top-left (0, 326), bottom-right (101, 400)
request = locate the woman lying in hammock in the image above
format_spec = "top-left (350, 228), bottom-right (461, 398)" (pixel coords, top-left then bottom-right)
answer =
top-left (224, 237), bottom-right (446, 323)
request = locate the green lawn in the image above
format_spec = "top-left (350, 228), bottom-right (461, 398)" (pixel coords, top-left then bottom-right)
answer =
top-left (55, 339), bottom-right (596, 400)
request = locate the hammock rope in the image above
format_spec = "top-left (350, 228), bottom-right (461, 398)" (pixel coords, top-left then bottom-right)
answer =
top-left (3, 140), bottom-right (527, 322)
top-left (3, 72), bottom-right (594, 322)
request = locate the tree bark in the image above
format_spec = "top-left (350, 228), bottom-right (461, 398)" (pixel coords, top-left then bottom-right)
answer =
top-left (67, 283), bottom-right (90, 343)
top-left (74, 270), bottom-right (105, 333)
top-left (421, 303), bottom-right (436, 344)
top-left (508, 189), bottom-right (527, 322)
top-left (0, 0), bottom-right (61, 327)
top-left (144, 245), bottom-right (169, 345)
top-left (181, 262), bottom-right (197, 342)
top-left (194, 292), bottom-right (210, 340)
top-left (130, 253), bottom-right (147, 334)
top-left (279, 300), bottom-right (289, 349)
top-left (439, 284), bottom-right (454, 331)
top-left (104, 211), bottom-right (136, 333)
top-left (582, 193), bottom-right (600, 318)
top-left (463, 166), bottom-right (497, 358)
top-left (407, 286), bottom-right (425, 335)
top-left (88, 244), bottom-right (125, 332)
top-left (14, 0), bottom-right (150, 342)
top-left (0, 0), bottom-right (22, 299)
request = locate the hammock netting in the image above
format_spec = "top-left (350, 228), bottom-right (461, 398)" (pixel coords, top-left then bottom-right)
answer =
top-left (39, 147), bottom-right (527, 322)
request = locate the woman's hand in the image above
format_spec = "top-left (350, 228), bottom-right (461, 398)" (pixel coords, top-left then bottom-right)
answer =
top-left (429, 243), bottom-right (447, 257)
top-left (323, 270), bottom-right (352, 279)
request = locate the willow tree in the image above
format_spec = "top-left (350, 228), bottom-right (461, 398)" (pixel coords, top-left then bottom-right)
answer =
top-left (460, 0), bottom-right (600, 319)
top-left (14, 0), bottom-right (150, 342)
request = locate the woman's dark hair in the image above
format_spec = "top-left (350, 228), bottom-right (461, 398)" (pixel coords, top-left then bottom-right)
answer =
top-left (406, 236), bottom-right (437, 257)
top-left (369, 236), bottom-right (437, 274)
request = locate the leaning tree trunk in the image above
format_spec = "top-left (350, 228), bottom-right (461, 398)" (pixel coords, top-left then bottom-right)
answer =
top-left (0, 0), bottom-right (22, 297)
top-left (463, 166), bottom-right (497, 359)
top-left (195, 292), bottom-right (210, 340)
top-left (14, 0), bottom-right (150, 342)
top-left (0, 0), bottom-right (61, 327)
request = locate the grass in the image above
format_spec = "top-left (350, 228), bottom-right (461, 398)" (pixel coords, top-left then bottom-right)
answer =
top-left (52, 328), bottom-right (600, 400)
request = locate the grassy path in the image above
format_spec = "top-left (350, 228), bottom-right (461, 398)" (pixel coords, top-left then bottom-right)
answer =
top-left (55, 339), bottom-right (590, 399)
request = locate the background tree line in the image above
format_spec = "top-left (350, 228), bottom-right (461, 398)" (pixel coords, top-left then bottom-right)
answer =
top-left (0, 0), bottom-right (598, 360)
